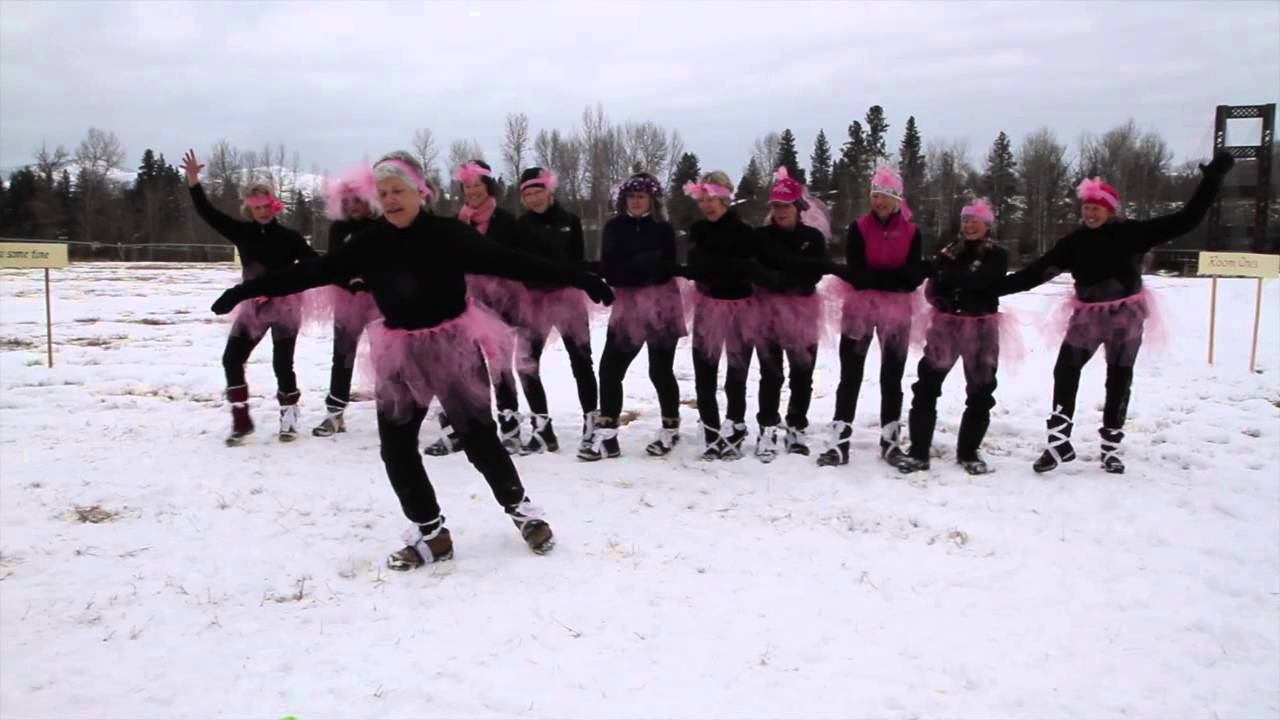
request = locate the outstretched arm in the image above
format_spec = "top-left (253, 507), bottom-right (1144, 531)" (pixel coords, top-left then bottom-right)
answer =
top-left (183, 149), bottom-right (243, 243)
top-left (1124, 152), bottom-right (1234, 254)
top-left (996, 235), bottom-right (1070, 296)
top-left (211, 233), bottom-right (364, 314)
top-left (462, 222), bottom-right (613, 304)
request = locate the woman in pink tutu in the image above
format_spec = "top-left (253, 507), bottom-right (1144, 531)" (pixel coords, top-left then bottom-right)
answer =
top-left (582, 172), bottom-right (685, 461)
top-left (819, 166), bottom-right (926, 468)
top-left (312, 167), bottom-right (381, 438)
top-left (681, 171), bottom-right (771, 461)
top-left (513, 167), bottom-right (601, 455)
top-left (753, 167), bottom-right (836, 461)
top-left (999, 151), bottom-right (1234, 474)
top-left (210, 151), bottom-right (613, 568)
top-left (895, 198), bottom-right (1010, 476)
top-left (425, 160), bottom-right (526, 456)
top-left (182, 149), bottom-right (317, 446)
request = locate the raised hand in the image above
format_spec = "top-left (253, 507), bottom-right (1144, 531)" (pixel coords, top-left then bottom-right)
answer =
top-left (181, 149), bottom-right (205, 187)
top-left (1200, 150), bottom-right (1235, 180)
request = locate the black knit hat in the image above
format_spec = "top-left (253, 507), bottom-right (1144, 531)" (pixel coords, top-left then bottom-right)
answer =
top-left (519, 166), bottom-right (555, 192)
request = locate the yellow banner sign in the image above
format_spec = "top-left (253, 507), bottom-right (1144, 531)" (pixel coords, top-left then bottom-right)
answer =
top-left (0, 242), bottom-right (69, 268)
top-left (1198, 252), bottom-right (1280, 278)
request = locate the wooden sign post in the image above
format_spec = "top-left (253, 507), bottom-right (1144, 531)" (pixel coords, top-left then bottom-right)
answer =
top-left (0, 242), bottom-right (70, 367)
top-left (1198, 251), bottom-right (1280, 373)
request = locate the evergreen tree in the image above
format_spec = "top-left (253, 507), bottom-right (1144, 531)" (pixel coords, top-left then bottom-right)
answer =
top-left (898, 116), bottom-right (924, 197)
top-left (982, 131), bottom-right (1018, 227)
top-left (775, 129), bottom-right (805, 184)
top-left (667, 152), bottom-right (702, 232)
top-left (809, 129), bottom-right (833, 195)
top-left (838, 121), bottom-right (870, 218)
top-left (736, 157), bottom-right (764, 202)
top-left (864, 105), bottom-right (890, 165)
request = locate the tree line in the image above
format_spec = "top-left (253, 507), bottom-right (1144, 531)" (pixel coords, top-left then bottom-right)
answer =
top-left (1, 106), bottom-right (1272, 265)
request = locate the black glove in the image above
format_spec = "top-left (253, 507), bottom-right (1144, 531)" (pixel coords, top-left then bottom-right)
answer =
top-left (669, 264), bottom-right (691, 280)
top-left (575, 272), bottom-right (615, 306)
top-left (1200, 150), bottom-right (1235, 180)
top-left (211, 286), bottom-right (248, 315)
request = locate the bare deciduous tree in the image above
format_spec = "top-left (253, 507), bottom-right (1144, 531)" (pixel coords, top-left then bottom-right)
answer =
top-left (34, 141), bottom-right (71, 189)
top-left (502, 113), bottom-right (530, 182)
top-left (74, 127), bottom-right (126, 244)
top-left (752, 133), bottom-right (781, 178)
top-left (411, 128), bottom-right (441, 185)
top-left (1019, 128), bottom-right (1072, 256)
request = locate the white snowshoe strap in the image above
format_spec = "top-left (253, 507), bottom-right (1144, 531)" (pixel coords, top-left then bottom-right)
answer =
top-left (757, 425), bottom-right (780, 454)
top-left (1100, 428), bottom-right (1123, 464)
top-left (402, 520), bottom-right (445, 562)
top-left (591, 426), bottom-right (619, 453)
top-left (880, 420), bottom-right (902, 449)
top-left (506, 499), bottom-right (546, 529)
top-left (526, 413), bottom-right (552, 451)
top-left (325, 394), bottom-right (348, 412)
top-left (1045, 407), bottom-right (1074, 463)
top-left (825, 420), bottom-right (852, 452)
top-left (655, 426), bottom-right (678, 449)
top-left (701, 421), bottom-right (725, 449)
top-left (497, 410), bottom-right (521, 442)
top-left (583, 410), bottom-right (599, 435)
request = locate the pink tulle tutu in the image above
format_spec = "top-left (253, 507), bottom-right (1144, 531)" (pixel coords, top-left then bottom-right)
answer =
top-left (608, 282), bottom-right (688, 347)
top-left (366, 302), bottom-right (514, 424)
top-left (466, 274), bottom-right (528, 326)
top-left (311, 285), bottom-right (381, 336)
top-left (832, 281), bottom-right (923, 346)
top-left (1048, 287), bottom-right (1167, 353)
top-left (690, 290), bottom-right (767, 365)
top-left (921, 309), bottom-right (1026, 374)
top-left (522, 286), bottom-right (592, 346)
top-left (754, 290), bottom-right (825, 365)
top-left (231, 293), bottom-right (305, 338)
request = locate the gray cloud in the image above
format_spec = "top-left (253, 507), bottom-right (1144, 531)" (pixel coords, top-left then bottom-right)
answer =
top-left (1, 0), bottom-right (1277, 180)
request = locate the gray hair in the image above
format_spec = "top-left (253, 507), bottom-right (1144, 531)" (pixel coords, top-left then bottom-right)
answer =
top-left (373, 150), bottom-right (432, 208)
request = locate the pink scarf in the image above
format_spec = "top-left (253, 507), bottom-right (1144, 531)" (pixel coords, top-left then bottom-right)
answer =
top-left (458, 197), bottom-right (497, 235)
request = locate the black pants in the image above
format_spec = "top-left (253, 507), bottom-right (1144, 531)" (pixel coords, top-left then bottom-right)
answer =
top-left (518, 329), bottom-right (597, 415)
top-left (222, 324), bottom-right (298, 393)
top-left (692, 337), bottom-right (753, 431)
top-left (908, 321), bottom-right (998, 461)
top-left (832, 329), bottom-right (909, 426)
top-left (379, 351), bottom-right (526, 524)
top-left (327, 323), bottom-right (362, 406)
top-left (756, 343), bottom-right (816, 429)
top-left (598, 329), bottom-right (680, 419)
top-left (1052, 314), bottom-right (1144, 430)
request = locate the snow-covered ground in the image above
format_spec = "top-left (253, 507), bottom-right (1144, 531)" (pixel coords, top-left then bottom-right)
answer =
top-left (1, 263), bottom-right (1277, 719)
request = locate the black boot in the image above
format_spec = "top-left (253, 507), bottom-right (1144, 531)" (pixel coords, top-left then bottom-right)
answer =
top-left (579, 410), bottom-right (600, 455)
top-left (578, 415), bottom-right (621, 461)
top-left (959, 455), bottom-right (994, 475)
top-left (699, 422), bottom-right (726, 461)
top-left (645, 417), bottom-right (681, 456)
top-left (1033, 406), bottom-right (1076, 473)
top-left (1100, 427), bottom-right (1126, 474)
top-left (879, 420), bottom-right (906, 464)
top-left (497, 409), bottom-right (522, 455)
top-left (277, 390), bottom-right (301, 443)
top-left (721, 421), bottom-right (748, 461)
top-left (894, 454), bottom-right (930, 473)
top-left (784, 423), bottom-right (810, 456)
top-left (521, 413), bottom-right (559, 454)
top-left (754, 425), bottom-right (781, 464)
top-left (816, 421), bottom-right (851, 467)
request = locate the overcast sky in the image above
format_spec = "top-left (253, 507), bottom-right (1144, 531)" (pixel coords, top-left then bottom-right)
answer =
top-left (1, 0), bottom-right (1277, 182)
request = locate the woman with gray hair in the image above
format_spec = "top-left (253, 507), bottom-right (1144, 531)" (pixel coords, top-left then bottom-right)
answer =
top-left (182, 149), bottom-right (317, 446)
top-left (210, 151), bottom-right (614, 569)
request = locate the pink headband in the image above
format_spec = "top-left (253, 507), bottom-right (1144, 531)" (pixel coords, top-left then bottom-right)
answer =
top-left (244, 194), bottom-right (285, 215)
top-left (453, 162), bottom-right (493, 184)
top-left (683, 181), bottom-right (732, 200)
top-left (520, 170), bottom-right (558, 193)
top-left (375, 159), bottom-right (434, 198)
top-left (960, 197), bottom-right (995, 224)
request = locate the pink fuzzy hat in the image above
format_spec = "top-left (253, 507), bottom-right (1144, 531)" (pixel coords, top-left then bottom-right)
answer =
top-left (870, 166), bottom-right (905, 201)
top-left (1077, 177), bottom-right (1119, 213)
top-left (960, 197), bottom-right (995, 225)
top-left (324, 167), bottom-right (378, 221)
